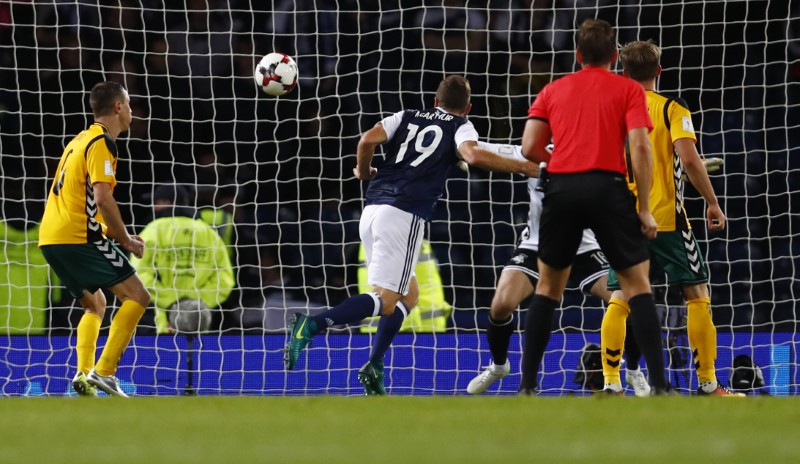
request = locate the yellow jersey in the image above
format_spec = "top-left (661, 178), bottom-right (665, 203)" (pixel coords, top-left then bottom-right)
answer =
top-left (39, 123), bottom-right (118, 246)
top-left (626, 90), bottom-right (697, 232)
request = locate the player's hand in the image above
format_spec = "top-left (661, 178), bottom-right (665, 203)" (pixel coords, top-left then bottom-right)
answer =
top-left (638, 211), bottom-right (658, 239)
top-left (123, 235), bottom-right (145, 259)
top-left (353, 165), bottom-right (377, 180)
top-left (707, 204), bottom-right (726, 231)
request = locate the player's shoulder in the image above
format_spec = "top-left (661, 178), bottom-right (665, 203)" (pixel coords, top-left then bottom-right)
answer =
top-left (86, 124), bottom-right (118, 158)
top-left (649, 91), bottom-right (691, 112)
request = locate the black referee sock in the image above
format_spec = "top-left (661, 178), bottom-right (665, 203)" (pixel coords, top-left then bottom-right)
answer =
top-left (628, 293), bottom-right (668, 389)
top-left (520, 295), bottom-right (558, 390)
top-left (487, 314), bottom-right (514, 366)
top-left (624, 320), bottom-right (642, 371)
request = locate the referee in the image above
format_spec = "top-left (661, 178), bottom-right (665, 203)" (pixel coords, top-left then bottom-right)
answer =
top-left (519, 19), bottom-right (671, 395)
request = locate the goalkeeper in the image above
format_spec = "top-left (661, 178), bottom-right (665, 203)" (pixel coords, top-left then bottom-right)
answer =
top-left (131, 185), bottom-right (234, 334)
top-left (600, 40), bottom-right (739, 396)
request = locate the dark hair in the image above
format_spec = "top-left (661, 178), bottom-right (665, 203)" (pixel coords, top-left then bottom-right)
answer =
top-left (620, 40), bottom-right (661, 82)
top-left (89, 81), bottom-right (126, 117)
top-left (577, 19), bottom-right (617, 66)
top-left (435, 75), bottom-right (471, 112)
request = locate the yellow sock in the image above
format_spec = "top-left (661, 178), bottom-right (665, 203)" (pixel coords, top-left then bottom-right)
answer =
top-left (76, 312), bottom-right (102, 374)
top-left (601, 298), bottom-right (630, 385)
top-left (95, 300), bottom-right (146, 376)
top-left (687, 297), bottom-right (716, 384)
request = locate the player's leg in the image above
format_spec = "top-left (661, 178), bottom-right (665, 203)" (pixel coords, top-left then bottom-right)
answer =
top-left (653, 231), bottom-right (741, 396)
top-left (356, 209), bottom-right (425, 394)
top-left (589, 173), bottom-right (670, 394)
top-left (41, 244), bottom-right (111, 396)
top-left (684, 284), bottom-right (740, 396)
top-left (599, 286), bottom-right (630, 394)
top-left (76, 290), bottom-right (106, 372)
top-left (520, 174), bottom-right (582, 394)
top-left (519, 260), bottom-right (570, 394)
top-left (89, 270), bottom-right (150, 397)
top-left (284, 205), bottom-right (424, 380)
top-left (683, 283), bottom-right (717, 391)
top-left (600, 291), bottom-right (650, 397)
top-left (622, 320), bottom-right (647, 396)
top-left (571, 251), bottom-right (641, 395)
top-left (66, 289), bottom-right (106, 397)
top-left (368, 282), bottom-right (414, 366)
top-left (467, 266), bottom-right (534, 394)
top-left (613, 262), bottom-right (670, 392)
top-left (358, 283), bottom-right (412, 395)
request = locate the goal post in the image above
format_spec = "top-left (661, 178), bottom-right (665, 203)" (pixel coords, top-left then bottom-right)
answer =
top-left (0, 1), bottom-right (797, 396)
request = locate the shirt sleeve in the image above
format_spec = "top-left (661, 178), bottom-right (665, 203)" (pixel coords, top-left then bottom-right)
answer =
top-left (625, 84), bottom-right (654, 132)
top-left (477, 141), bottom-right (525, 161)
top-left (669, 102), bottom-right (697, 143)
top-left (454, 120), bottom-right (479, 146)
top-left (379, 110), bottom-right (406, 140)
top-left (527, 85), bottom-right (549, 120)
top-left (85, 137), bottom-right (117, 188)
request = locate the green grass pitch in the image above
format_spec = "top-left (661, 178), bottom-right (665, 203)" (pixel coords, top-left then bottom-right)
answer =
top-left (2, 395), bottom-right (797, 463)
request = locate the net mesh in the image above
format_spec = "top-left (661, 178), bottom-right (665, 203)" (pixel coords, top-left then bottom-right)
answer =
top-left (0, 1), bottom-right (797, 396)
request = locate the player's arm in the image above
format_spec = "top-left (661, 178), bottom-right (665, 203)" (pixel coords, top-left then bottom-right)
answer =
top-left (627, 127), bottom-right (657, 238)
top-left (354, 123), bottom-right (387, 180)
top-left (93, 182), bottom-right (144, 258)
top-left (458, 141), bottom-right (538, 177)
top-left (675, 138), bottom-right (725, 231)
top-left (477, 141), bottom-right (523, 160)
top-left (521, 119), bottom-right (552, 163)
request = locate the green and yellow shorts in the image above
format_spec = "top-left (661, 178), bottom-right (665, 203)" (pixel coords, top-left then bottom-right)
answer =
top-left (41, 240), bottom-right (136, 299)
top-left (607, 230), bottom-right (709, 290)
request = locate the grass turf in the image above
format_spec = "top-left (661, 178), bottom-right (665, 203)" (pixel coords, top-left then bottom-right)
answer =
top-left (1, 395), bottom-right (797, 464)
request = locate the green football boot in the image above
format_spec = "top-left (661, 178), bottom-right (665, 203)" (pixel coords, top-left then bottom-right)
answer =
top-left (358, 361), bottom-right (386, 396)
top-left (72, 371), bottom-right (98, 397)
top-left (283, 313), bottom-right (315, 370)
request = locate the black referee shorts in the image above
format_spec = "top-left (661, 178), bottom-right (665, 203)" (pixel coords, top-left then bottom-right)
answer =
top-left (538, 170), bottom-right (649, 271)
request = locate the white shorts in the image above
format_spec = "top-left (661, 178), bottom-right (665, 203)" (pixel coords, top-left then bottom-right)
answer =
top-left (359, 204), bottom-right (424, 295)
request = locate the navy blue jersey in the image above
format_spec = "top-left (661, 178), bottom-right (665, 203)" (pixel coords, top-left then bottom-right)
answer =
top-left (364, 108), bottom-right (477, 220)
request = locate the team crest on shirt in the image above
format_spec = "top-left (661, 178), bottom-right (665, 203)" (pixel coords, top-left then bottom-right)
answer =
top-left (104, 160), bottom-right (114, 176)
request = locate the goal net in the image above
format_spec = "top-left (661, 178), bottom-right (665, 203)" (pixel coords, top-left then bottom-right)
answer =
top-left (0, 1), bottom-right (797, 396)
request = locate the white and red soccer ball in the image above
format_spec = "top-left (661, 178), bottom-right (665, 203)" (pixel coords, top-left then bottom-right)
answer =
top-left (254, 52), bottom-right (298, 96)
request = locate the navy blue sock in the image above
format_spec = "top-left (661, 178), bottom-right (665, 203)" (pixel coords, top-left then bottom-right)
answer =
top-left (369, 302), bottom-right (408, 364)
top-left (520, 294), bottom-right (558, 390)
top-left (311, 293), bottom-right (382, 333)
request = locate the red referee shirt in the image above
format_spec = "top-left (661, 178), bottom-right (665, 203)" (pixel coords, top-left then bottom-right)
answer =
top-left (528, 66), bottom-right (653, 175)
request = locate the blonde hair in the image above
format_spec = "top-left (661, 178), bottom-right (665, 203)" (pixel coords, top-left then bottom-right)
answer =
top-left (620, 40), bottom-right (662, 82)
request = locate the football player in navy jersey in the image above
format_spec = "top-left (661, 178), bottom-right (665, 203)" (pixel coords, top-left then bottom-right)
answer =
top-left (284, 75), bottom-right (538, 395)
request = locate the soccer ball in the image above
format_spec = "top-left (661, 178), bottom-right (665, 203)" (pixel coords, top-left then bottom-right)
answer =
top-left (169, 299), bottom-right (211, 334)
top-left (254, 52), bottom-right (298, 96)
